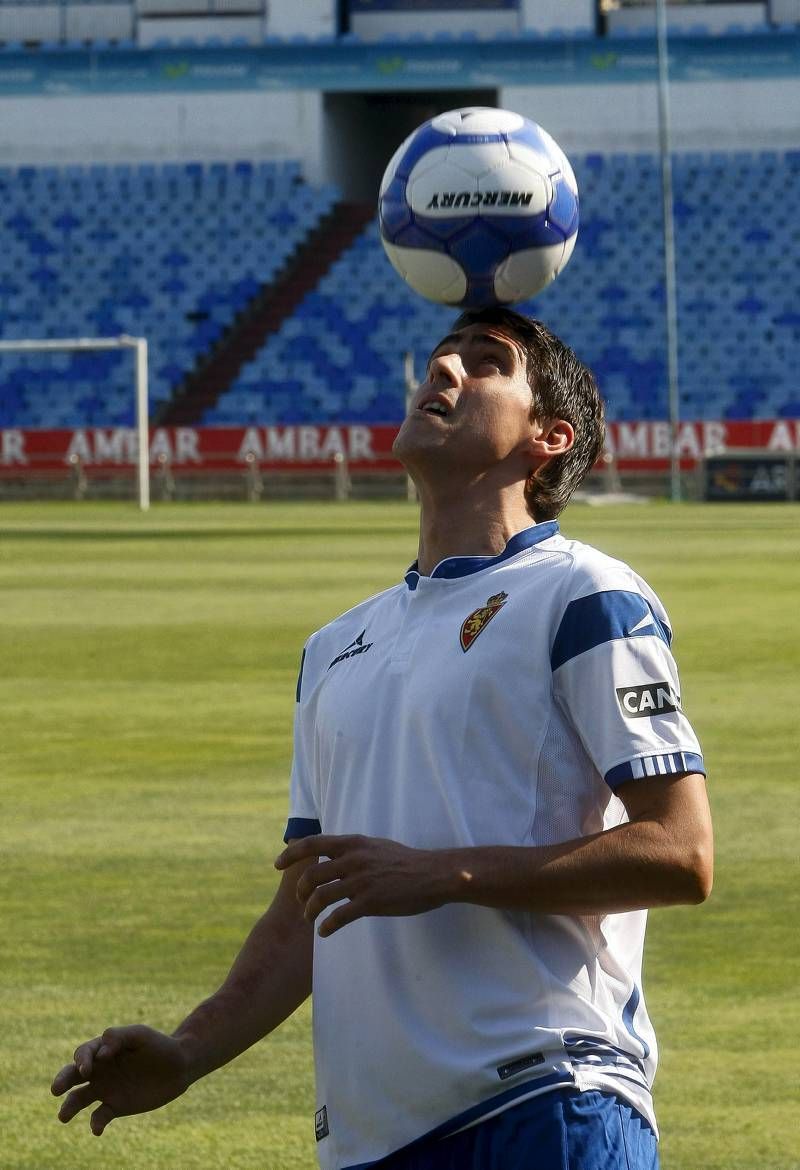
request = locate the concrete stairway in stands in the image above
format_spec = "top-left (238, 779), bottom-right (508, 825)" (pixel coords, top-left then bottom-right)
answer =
top-left (156, 201), bottom-right (375, 426)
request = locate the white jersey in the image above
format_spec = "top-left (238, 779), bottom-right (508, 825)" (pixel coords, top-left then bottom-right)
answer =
top-left (286, 522), bottom-right (705, 1170)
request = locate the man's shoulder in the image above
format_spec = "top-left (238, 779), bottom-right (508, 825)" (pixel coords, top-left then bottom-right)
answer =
top-left (547, 533), bottom-right (671, 657)
top-left (304, 581), bottom-right (405, 655)
top-left (542, 532), bottom-right (647, 600)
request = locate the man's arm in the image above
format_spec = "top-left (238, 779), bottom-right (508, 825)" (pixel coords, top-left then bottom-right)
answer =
top-left (51, 855), bottom-right (314, 1135)
top-left (277, 772), bottom-right (713, 937)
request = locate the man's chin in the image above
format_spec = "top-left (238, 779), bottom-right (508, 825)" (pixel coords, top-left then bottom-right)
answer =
top-left (393, 419), bottom-right (446, 463)
top-left (392, 436), bottom-right (434, 475)
top-left (392, 427), bottom-right (421, 466)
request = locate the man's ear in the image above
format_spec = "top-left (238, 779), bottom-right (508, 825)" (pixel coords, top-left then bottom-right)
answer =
top-left (525, 418), bottom-right (575, 464)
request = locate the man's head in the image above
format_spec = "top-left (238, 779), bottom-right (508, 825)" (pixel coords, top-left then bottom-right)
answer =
top-left (394, 306), bottom-right (605, 521)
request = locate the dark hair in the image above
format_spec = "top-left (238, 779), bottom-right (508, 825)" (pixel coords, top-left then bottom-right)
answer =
top-left (451, 306), bottom-right (605, 520)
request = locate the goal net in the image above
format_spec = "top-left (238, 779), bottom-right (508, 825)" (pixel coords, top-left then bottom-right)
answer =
top-left (0, 335), bottom-right (150, 510)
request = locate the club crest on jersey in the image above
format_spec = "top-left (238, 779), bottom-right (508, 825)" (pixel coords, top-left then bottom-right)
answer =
top-left (459, 592), bottom-right (508, 652)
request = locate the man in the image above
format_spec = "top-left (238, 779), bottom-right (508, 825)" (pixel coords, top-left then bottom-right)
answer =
top-left (52, 307), bottom-right (713, 1170)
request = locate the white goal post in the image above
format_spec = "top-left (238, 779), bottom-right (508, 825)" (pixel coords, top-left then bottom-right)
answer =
top-left (0, 335), bottom-right (150, 511)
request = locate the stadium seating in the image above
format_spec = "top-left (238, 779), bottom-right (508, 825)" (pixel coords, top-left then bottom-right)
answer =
top-left (1, 150), bottom-right (799, 429)
top-left (208, 149), bottom-right (800, 425)
top-left (0, 160), bottom-right (338, 427)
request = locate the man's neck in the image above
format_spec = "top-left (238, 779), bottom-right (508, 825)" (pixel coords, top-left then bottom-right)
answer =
top-left (414, 486), bottom-right (537, 576)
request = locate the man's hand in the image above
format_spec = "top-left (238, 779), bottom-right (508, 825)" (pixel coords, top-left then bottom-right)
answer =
top-left (275, 774), bottom-right (713, 928)
top-left (51, 1024), bottom-right (192, 1135)
top-left (275, 834), bottom-right (450, 937)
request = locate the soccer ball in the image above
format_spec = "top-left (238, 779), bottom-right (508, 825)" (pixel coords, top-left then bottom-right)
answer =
top-left (378, 107), bottom-right (579, 309)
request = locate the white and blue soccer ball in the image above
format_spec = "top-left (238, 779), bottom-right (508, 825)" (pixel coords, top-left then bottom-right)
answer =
top-left (378, 107), bottom-right (579, 309)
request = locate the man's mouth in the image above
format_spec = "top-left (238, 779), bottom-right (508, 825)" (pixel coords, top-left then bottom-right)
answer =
top-left (417, 395), bottom-right (452, 418)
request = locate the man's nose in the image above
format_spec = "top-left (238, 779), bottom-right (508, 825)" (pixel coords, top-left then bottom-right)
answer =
top-left (427, 351), bottom-right (462, 386)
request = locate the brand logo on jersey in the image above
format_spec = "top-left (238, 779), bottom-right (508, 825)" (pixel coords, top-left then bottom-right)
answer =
top-left (497, 1051), bottom-right (546, 1081)
top-left (314, 1105), bottom-right (329, 1142)
top-left (459, 592), bottom-right (508, 652)
top-left (616, 681), bottom-right (681, 718)
top-left (328, 629), bottom-right (373, 670)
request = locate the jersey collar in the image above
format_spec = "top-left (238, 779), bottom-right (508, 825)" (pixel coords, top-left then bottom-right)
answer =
top-left (404, 521), bottom-right (559, 591)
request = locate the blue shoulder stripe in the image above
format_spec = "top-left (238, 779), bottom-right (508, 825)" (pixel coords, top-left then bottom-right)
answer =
top-left (284, 817), bottom-right (321, 843)
top-left (551, 589), bottom-right (672, 672)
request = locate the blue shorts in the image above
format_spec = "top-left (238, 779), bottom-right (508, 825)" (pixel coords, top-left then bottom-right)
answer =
top-left (371, 1089), bottom-right (659, 1170)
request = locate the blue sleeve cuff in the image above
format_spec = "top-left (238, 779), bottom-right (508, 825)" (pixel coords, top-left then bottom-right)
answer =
top-left (605, 751), bottom-right (705, 790)
top-left (284, 817), bottom-right (322, 843)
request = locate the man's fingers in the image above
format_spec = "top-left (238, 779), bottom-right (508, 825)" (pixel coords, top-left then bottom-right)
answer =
top-left (296, 859), bottom-right (344, 904)
top-left (317, 900), bottom-right (362, 938)
top-left (276, 834), bottom-right (358, 870)
top-left (276, 837), bottom-right (326, 869)
top-left (303, 877), bottom-right (354, 924)
top-left (53, 1027), bottom-right (137, 1100)
top-left (90, 1103), bottom-right (116, 1136)
top-left (58, 1084), bottom-right (99, 1124)
top-left (51, 1063), bottom-right (84, 1097)
top-left (95, 1026), bottom-right (131, 1062)
top-left (71, 1035), bottom-right (108, 1080)
top-left (52, 1034), bottom-right (107, 1096)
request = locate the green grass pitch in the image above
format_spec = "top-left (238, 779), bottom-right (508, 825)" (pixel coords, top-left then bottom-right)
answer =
top-left (2, 499), bottom-right (798, 1170)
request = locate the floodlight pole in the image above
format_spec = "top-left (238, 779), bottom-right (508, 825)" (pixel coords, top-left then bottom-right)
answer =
top-left (0, 334), bottom-right (150, 511)
top-left (655, 0), bottom-right (682, 502)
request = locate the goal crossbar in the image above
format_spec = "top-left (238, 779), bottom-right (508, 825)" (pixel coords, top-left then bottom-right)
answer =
top-left (0, 335), bottom-right (150, 511)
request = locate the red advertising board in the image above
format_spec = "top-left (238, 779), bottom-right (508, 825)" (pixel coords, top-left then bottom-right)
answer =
top-left (1, 420), bottom-right (799, 477)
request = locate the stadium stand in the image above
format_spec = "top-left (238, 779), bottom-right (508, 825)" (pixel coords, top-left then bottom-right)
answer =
top-left (1, 150), bottom-right (799, 429)
top-left (207, 149), bottom-right (800, 425)
top-left (0, 160), bottom-right (339, 428)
